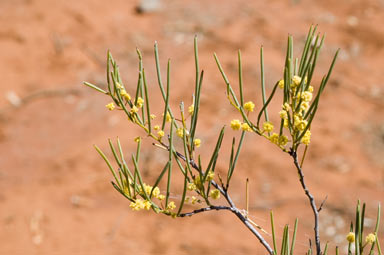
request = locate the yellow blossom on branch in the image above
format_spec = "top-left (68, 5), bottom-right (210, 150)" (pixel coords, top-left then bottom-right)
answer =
top-left (241, 123), bottom-right (252, 132)
top-left (188, 104), bottom-right (194, 115)
top-left (191, 196), bottom-right (198, 204)
top-left (292, 75), bottom-right (302, 87)
top-left (243, 101), bottom-right (255, 112)
top-left (301, 91), bottom-right (313, 102)
top-left (206, 171), bottom-right (215, 181)
top-left (365, 233), bottom-right (376, 244)
top-left (157, 130), bottom-right (165, 138)
top-left (136, 97), bottom-right (144, 108)
top-left (165, 112), bottom-right (172, 122)
top-left (263, 121), bottom-right (274, 132)
top-left (346, 232), bottom-right (355, 243)
top-left (301, 130), bottom-right (311, 145)
top-left (269, 133), bottom-right (279, 145)
top-left (150, 114), bottom-right (156, 120)
top-left (120, 89), bottom-right (131, 101)
top-left (210, 189), bottom-right (220, 199)
top-left (130, 106), bottom-right (139, 114)
top-left (187, 183), bottom-right (197, 191)
top-left (279, 110), bottom-right (288, 119)
top-left (278, 79), bottom-right (284, 89)
top-left (194, 138), bottom-right (201, 148)
top-left (230, 119), bottom-right (242, 130)
top-left (106, 102), bottom-right (115, 111)
top-left (166, 201), bottom-right (176, 211)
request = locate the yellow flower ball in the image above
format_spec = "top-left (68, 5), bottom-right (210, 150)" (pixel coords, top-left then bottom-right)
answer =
top-left (230, 119), bottom-right (242, 130)
top-left (194, 138), bottom-right (201, 148)
top-left (106, 102), bottom-right (115, 111)
top-left (210, 189), bottom-right (220, 199)
top-left (243, 101), bottom-right (255, 112)
top-left (241, 123), bottom-right (252, 132)
top-left (188, 104), bottom-right (194, 115)
top-left (365, 233), bottom-right (376, 244)
top-left (346, 232), bottom-right (355, 243)
top-left (263, 121), bottom-right (274, 132)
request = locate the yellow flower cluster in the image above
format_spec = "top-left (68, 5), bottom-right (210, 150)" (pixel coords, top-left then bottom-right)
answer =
top-left (241, 123), bottom-right (252, 132)
top-left (269, 133), bottom-right (288, 146)
top-left (263, 121), bottom-right (274, 132)
top-left (188, 104), bottom-right (194, 115)
top-left (129, 199), bottom-right (152, 211)
top-left (187, 182), bottom-right (197, 191)
top-left (243, 101), bottom-right (255, 112)
top-left (291, 75), bottom-right (302, 88)
top-left (210, 189), bottom-right (220, 199)
top-left (165, 112), bottom-right (172, 122)
top-left (139, 183), bottom-right (165, 200)
top-left (130, 105), bottom-right (139, 114)
top-left (150, 114), bottom-right (156, 120)
top-left (346, 232), bottom-right (355, 243)
top-left (366, 233), bottom-right (376, 244)
top-left (301, 130), bottom-right (311, 145)
top-left (157, 130), bottom-right (165, 139)
top-left (136, 97), bottom-right (144, 108)
top-left (106, 102), bottom-right (115, 111)
top-left (120, 89), bottom-right (131, 101)
top-left (166, 201), bottom-right (176, 211)
top-left (278, 79), bottom-right (284, 89)
top-left (193, 175), bottom-right (203, 190)
top-left (230, 119), bottom-right (242, 130)
top-left (231, 120), bottom-right (252, 132)
top-left (293, 114), bottom-right (307, 131)
top-left (176, 128), bottom-right (189, 138)
top-left (194, 138), bottom-right (201, 148)
top-left (185, 196), bottom-right (199, 204)
top-left (206, 170), bottom-right (215, 181)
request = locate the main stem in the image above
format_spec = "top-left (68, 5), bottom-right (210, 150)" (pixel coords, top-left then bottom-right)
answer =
top-left (290, 150), bottom-right (321, 255)
top-left (173, 150), bottom-right (274, 254)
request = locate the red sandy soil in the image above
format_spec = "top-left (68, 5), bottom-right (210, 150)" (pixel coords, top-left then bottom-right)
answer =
top-left (0, 0), bottom-right (384, 254)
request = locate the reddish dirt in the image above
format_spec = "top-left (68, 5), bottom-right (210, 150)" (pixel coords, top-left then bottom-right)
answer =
top-left (1, 0), bottom-right (384, 254)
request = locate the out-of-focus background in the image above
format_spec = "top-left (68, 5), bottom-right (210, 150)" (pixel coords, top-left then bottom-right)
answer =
top-left (1, 0), bottom-right (383, 254)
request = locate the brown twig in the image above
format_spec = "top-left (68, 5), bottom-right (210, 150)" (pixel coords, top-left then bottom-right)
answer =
top-left (290, 149), bottom-right (321, 255)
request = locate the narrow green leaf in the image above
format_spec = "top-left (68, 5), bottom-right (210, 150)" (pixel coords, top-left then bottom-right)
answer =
top-left (260, 46), bottom-right (269, 122)
top-left (270, 211), bottom-right (278, 254)
top-left (107, 51), bottom-right (112, 95)
top-left (132, 155), bottom-right (150, 201)
top-left (83, 82), bottom-right (108, 94)
top-left (257, 81), bottom-right (279, 129)
top-left (238, 50), bottom-right (244, 106)
top-left (150, 162), bottom-right (170, 198)
top-left (161, 60), bottom-right (171, 130)
top-left (323, 242), bottom-right (329, 255)
top-left (94, 145), bottom-right (121, 189)
top-left (206, 127), bottom-right (225, 173)
top-left (177, 166), bottom-right (188, 215)
top-left (142, 69), bottom-right (152, 133)
top-left (227, 131), bottom-right (246, 185)
top-left (190, 70), bottom-right (204, 145)
top-left (111, 181), bottom-right (134, 202)
top-left (108, 139), bottom-right (122, 166)
top-left (136, 135), bottom-right (141, 164)
top-left (290, 218), bottom-right (298, 255)
top-left (165, 118), bottom-right (174, 206)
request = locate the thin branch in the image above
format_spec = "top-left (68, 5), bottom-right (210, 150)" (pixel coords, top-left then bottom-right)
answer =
top-left (179, 205), bottom-right (233, 217)
top-left (157, 139), bottom-right (273, 255)
top-left (318, 195), bottom-right (328, 212)
top-left (290, 149), bottom-right (321, 255)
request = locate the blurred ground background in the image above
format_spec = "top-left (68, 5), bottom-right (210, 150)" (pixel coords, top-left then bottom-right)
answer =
top-left (0, 0), bottom-right (384, 254)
